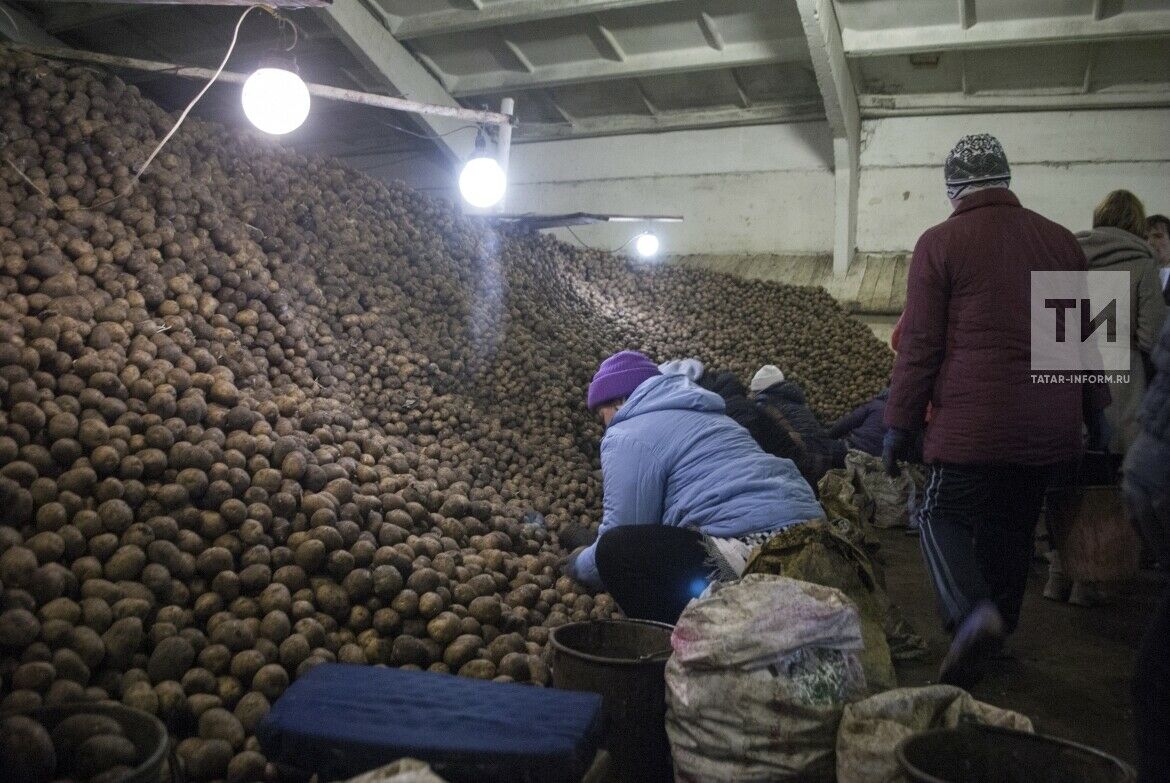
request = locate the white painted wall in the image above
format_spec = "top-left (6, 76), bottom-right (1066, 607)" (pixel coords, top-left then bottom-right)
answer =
top-left (858, 109), bottom-right (1170, 251)
top-left (360, 108), bottom-right (1170, 258)
top-left (365, 122), bottom-right (837, 256)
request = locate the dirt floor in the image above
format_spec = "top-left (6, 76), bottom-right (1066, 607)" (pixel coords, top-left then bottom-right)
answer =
top-left (878, 526), bottom-right (1165, 766)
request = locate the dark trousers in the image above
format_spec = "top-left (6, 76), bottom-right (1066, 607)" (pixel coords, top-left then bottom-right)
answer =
top-left (595, 525), bottom-right (710, 625)
top-left (916, 463), bottom-right (1056, 634)
top-left (1134, 589), bottom-right (1170, 783)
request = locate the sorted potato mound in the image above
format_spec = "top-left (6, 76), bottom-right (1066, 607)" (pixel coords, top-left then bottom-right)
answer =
top-left (0, 49), bottom-right (892, 781)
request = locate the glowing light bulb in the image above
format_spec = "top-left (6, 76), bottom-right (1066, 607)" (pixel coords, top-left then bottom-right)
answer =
top-left (459, 156), bottom-right (507, 208)
top-left (635, 232), bottom-right (660, 258)
top-left (242, 66), bottom-right (310, 135)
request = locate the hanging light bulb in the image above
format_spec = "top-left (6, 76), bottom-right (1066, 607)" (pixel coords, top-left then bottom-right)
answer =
top-left (459, 129), bottom-right (507, 209)
top-left (635, 232), bottom-right (660, 258)
top-left (242, 56), bottom-right (310, 135)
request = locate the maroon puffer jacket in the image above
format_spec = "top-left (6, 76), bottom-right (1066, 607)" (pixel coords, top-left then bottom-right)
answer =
top-left (885, 188), bottom-right (1091, 465)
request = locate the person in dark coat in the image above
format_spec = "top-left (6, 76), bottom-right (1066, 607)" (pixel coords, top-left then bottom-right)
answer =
top-left (1124, 315), bottom-right (1170, 783)
top-left (1146, 214), bottom-right (1170, 306)
top-left (695, 368), bottom-right (778, 453)
top-left (658, 360), bottom-right (807, 470)
top-left (829, 388), bottom-right (889, 457)
top-left (883, 133), bottom-right (1110, 688)
top-left (751, 365), bottom-right (846, 487)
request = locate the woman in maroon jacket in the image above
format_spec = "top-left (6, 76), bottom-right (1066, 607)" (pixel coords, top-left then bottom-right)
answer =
top-left (883, 134), bottom-right (1108, 688)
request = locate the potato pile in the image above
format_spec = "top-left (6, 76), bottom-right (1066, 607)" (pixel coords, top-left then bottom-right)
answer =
top-left (0, 48), bottom-right (891, 781)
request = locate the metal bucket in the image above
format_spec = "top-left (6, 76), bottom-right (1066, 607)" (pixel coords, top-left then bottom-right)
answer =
top-left (897, 723), bottom-right (1136, 783)
top-left (549, 620), bottom-right (674, 783)
top-left (13, 702), bottom-right (169, 783)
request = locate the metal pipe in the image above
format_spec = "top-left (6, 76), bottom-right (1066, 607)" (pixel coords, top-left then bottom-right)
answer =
top-left (495, 96), bottom-right (514, 212)
top-left (6, 42), bottom-right (516, 126)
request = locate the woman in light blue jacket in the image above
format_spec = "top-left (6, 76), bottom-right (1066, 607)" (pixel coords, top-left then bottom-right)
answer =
top-left (566, 351), bottom-right (824, 623)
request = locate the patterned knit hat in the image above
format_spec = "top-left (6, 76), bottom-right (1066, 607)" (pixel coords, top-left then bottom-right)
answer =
top-left (944, 133), bottom-right (1011, 200)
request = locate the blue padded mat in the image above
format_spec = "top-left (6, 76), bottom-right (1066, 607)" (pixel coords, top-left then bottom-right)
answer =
top-left (258, 664), bottom-right (604, 782)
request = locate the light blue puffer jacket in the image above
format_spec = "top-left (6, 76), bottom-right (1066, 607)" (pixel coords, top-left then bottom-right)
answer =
top-left (573, 374), bottom-right (824, 588)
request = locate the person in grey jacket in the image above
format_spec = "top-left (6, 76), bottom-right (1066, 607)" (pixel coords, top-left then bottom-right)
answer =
top-left (565, 351), bottom-right (823, 624)
top-left (1047, 191), bottom-right (1170, 608)
top-left (1077, 191), bottom-right (1168, 457)
top-left (1124, 314), bottom-right (1170, 783)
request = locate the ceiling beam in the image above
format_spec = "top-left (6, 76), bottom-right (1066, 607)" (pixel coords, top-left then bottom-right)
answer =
top-left (394, 0), bottom-right (666, 39)
top-left (513, 101), bottom-right (824, 141)
top-left (40, 4), bottom-right (141, 33)
top-left (842, 10), bottom-right (1170, 57)
top-left (32, 0), bottom-right (331, 5)
top-left (859, 89), bottom-right (1170, 115)
top-left (448, 36), bottom-right (809, 96)
top-left (316, 1), bottom-right (476, 164)
top-left (0, 2), bottom-right (66, 46)
top-left (796, 0), bottom-right (857, 277)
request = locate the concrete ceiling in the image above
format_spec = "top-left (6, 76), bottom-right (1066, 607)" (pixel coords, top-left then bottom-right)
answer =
top-left (2, 0), bottom-right (1167, 160)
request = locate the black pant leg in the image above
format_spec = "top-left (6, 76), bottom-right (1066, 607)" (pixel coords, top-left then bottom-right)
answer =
top-left (595, 525), bottom-right (710, 625)
top-left (1134, 589), bottom-right (1170, 783)
top-left (972, 465), bottom-right (1050, 634)
top-left (917, 463), bottom-right (994, 633)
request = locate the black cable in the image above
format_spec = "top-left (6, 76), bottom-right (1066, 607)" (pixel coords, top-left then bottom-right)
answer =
top-left (565, 226), bottom-right (642, 254)
top-left (380, 119), bottom-right (480, 140)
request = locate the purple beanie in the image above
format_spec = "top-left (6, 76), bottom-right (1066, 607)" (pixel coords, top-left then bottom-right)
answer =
top-left (588, 351), bottom-right (661, 411)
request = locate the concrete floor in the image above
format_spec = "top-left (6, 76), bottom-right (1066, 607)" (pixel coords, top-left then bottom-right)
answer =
top-left (878, 527), bottom-right (1165, 766)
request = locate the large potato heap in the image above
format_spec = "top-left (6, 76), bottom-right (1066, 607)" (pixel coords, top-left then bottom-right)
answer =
top-left (0, 50), bottom-right (892, 781)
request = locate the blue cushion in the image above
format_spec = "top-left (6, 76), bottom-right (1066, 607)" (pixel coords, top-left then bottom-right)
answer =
top-left (258, 664), bottom-right (603, 782)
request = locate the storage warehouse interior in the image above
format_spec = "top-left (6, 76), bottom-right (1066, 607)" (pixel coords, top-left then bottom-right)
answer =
top-left (0, 0), bottom-right (1167, 781)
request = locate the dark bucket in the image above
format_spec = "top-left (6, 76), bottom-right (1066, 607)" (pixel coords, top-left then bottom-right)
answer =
top-left (897, 723), bottom-right (1136, 783)
top-left (549, 620), bottom-right (674, 783)
top-left (12, 702), bottom-right (169, 783)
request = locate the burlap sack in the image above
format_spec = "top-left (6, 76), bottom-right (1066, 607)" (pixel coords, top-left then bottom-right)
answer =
top-left (744, 520), bottom-right (897, 691)
top-left (835, 685), bottom-right (1034, 783)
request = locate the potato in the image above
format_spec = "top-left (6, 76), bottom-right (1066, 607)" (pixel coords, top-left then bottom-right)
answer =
top-left (442, 634), bottom-right (482, 671)
top-left (76, 733), bottom-right (137, 779)
top-left (457, 659), bottom-right (497, 679)
top-left (199, 707), bottom-right (246, 749)
top-left (251, 664), bottom-right (289, 700)
top-left (185, 738), bottom-right (234, 780)
top-left (148, 636), bottom-right (196, 684)
top-left (233, 691), bottom-right (270, 735)
top-left (1, 714), bottom-right (56, 783)
top-left (227, 750), bottom-right (268, 783)
top-left (0, 609), bottom-right (40, 648)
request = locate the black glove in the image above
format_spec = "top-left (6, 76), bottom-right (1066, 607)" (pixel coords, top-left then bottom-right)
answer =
top-left (882, 427), bottom-right (913, 478)
top-left (558, 524), bottom-right (598, 551)
top-left (1084, 405), bottom-right (1112, 453)
top-left (1123, 431), bottom-right (1170, 564)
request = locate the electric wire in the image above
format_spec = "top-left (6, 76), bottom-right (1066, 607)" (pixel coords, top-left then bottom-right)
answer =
top-left (564, 226), bottom-right (645, 254)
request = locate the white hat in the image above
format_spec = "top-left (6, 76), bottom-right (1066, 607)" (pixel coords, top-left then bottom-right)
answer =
top-left (750, 365), bottom-right (785, 393)
top-left (658, 358), bottom-right (705, 382)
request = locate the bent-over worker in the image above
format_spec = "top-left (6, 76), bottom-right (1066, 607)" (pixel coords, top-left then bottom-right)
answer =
top-left (564, 350), bottom-right (823, 624)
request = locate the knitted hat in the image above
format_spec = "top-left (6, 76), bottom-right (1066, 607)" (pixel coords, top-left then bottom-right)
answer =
top-left (750, 365), bottom-right (785, 393)
top-left (944, 133), bottom-right (1011, 200)
top-left (658, 358), bottom-right (705, 382)
top-left (588, 351), bottom-right (661, 411)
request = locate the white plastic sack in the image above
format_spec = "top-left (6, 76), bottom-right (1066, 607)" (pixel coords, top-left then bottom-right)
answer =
top-left (666, 574), bottom-right (867, 783)
top-left (341, 759), bottom-right (449, 783)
